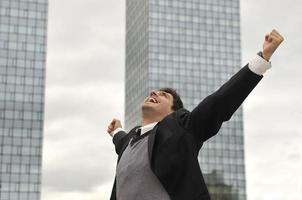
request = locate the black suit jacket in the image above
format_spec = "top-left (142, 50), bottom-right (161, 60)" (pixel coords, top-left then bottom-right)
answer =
top-left (110, 65), bottom-right (263, 200)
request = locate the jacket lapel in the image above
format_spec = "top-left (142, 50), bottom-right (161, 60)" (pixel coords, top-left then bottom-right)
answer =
top-left (147, 123), bottom-right (159, 163)
top-left (117, 126), bottom-right (140, 162)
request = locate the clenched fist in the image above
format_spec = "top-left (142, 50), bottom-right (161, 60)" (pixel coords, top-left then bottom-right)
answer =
top-left (107, 118), bottom-right (122, 136)
top-left (263, 29), bottom-right (284, 61)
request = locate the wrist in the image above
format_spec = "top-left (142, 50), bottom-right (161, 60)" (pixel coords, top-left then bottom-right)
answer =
top-left (111, 127), bottom-right (124, 137)
top-left (248, 54), bottom-right (272, 75)
top-left (258, 51), bottom-right (270, 61)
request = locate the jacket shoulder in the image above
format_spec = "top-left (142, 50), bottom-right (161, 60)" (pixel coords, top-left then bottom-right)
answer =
top-left (173, 108), bottom-right (191, 129)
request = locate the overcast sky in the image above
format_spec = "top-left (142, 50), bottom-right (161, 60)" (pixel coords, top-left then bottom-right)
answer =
top-left (42, 0), bottom-right (302, 199)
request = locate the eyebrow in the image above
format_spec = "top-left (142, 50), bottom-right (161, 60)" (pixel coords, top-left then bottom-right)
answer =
top-left (158, 91), bottom-right (169, 97)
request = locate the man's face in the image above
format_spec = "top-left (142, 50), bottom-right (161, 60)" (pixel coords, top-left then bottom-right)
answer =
top-left (142, 90), bottom-right (174, 117)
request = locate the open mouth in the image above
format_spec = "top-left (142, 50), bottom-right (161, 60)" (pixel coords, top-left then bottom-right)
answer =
top-left (148, 97), bottom-right (159, 103)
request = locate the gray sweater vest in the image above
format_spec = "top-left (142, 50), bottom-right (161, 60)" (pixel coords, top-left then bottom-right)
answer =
top-left (116, 135), bottom-right (171, 200)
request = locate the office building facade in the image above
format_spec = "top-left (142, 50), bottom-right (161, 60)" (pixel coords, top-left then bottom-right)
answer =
top-left (0, 0), bottom-right (48, 199)
top-left (125, 0), bottom-right (245, 199)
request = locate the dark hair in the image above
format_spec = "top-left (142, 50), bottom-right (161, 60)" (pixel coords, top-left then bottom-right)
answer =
top-left (159, 87), bottom-right (184, 111)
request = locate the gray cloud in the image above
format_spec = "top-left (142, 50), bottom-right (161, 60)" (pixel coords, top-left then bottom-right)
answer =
top-left (47, 0), bottom-right (125, 87)
top-left (241, 1), bottom-right (302, 199)
top-left (42, 137), bottom-right (116, 191)
top-left (45, 84), bottom-right (124, 124)
top-left (43, 0), bottom-right (125, 198)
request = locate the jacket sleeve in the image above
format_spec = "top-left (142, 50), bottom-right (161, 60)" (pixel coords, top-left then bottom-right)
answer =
top-left (181, 64), bottom-right (263, 142)
top-left (112, 131), bottom-right (128, 155)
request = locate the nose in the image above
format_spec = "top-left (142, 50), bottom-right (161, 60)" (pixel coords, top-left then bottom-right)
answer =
top-left (149, 90), bottom-right (157, 97)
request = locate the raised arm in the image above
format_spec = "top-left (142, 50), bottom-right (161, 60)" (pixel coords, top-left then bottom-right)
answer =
top-left (186, 63), bottom-right (263, 142)
top-left (180, 29), bottom-right (284, 143)
top-left (107, 119), bottom-right (127, 154)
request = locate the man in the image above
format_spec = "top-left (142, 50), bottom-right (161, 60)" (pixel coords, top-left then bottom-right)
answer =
top-left (107, 30), bottom-right (284, 200)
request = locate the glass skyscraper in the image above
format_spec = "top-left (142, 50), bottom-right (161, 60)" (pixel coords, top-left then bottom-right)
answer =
top-left (125, 0), bottom-right (245, 199)
top-left (0, 0), bottom-right (48, 199)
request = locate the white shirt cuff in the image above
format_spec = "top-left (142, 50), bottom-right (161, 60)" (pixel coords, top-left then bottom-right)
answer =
top-left (111, 128), bottom-right (124, 137)
top-left (248, 55), bottom-right (272, 75)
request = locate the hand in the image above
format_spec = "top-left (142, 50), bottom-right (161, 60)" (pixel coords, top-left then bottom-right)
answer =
top-left (107, 118), bottom-right (122, 136)
top-left (262, 29), bottom-right (284, 61)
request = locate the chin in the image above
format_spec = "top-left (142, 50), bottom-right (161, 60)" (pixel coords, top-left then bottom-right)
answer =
top-left (142, 104), bottom-right (160, 115)
top-left (142, 103), bottom-right (155, 110)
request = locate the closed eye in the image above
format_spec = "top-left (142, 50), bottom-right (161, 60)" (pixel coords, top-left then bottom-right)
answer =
top-left (159, 91), bottom-right (168, 98)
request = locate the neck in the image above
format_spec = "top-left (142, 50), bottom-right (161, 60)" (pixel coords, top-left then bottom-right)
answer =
top-left (141, 111), bottom-right (163, 126)
top-left (142, 118), bottom-right (158, 127)
top-left (142, 111), bottom-right (173, 126)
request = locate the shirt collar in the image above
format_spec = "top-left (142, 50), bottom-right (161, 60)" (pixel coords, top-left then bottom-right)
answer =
top-left (140, 122), bottom-right (158, 135)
